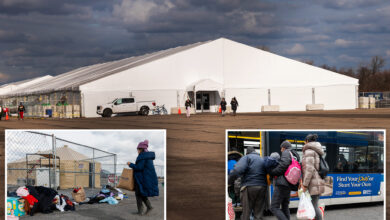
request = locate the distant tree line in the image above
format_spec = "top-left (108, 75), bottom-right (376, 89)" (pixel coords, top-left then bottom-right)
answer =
top-left (316, 56), bottom-right (390, 92)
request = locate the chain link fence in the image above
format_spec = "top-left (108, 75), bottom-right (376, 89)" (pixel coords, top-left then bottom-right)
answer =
top-left (6, 131), bottom-right (116, 191)
top-left (0, 91), bottom-right (81, 118)
top-left (360, 91), bottom-right (390, 108)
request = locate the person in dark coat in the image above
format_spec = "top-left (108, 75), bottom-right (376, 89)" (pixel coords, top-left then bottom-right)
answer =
top-left (127, 140), bottom-right (159, 215)
top-left (18, 102), bottom-right (25, 120)
top-left (231, 97), bottom-right (239, 116)
top-left (220, 98), bottom-right (227, 116)
top-left (228, 146), bottom-right (267, 220)
top-left (185, 98), bottom-right (192, 118)
top-left (269, 141), bottom-right (300, 220)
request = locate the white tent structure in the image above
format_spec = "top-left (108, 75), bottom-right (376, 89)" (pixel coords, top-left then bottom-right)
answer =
top-left (0, 38), bottom-right (358, 117)
top-left (0, 75), bottom-right (52, 96)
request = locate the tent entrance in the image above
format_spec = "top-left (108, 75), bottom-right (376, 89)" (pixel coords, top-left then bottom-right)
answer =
top-left (196, 92), bottom-right (210, 112)
top-left (194, 91), bottom-right (221, 113)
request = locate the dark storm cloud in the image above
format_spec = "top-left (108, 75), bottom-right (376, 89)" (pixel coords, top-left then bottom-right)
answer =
top-left (0, 0), bottom-right (389, 84)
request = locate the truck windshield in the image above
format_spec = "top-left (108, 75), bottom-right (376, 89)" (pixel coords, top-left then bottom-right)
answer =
top-left (109, 99), bottom-right (118, 104)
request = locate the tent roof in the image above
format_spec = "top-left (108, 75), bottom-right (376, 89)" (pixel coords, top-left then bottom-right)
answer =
top-left (0, 75), bottom-right (52, 96)
top-left (2, 41), bottom-right (210, 97)
top-left (186, 79), bottom-right (223, 92)
top-left (2, 38), bottom-right (358, 97)
top-left (9, 145), bottom-right (90, 163)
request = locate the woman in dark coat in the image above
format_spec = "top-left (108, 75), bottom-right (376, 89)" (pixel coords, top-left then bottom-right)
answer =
top-left (231, 97), bottom-right (238, 116)
top-left (127, 140), bottom-right (159, 215)
top-left (220, 98), bottom-right (227, 116)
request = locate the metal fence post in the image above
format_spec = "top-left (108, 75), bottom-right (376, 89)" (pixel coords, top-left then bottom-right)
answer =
top-left (52, 134), bottom-right (57, 189)
top-left (114, 154), bottom-right (117, 187)
top-left (92, 148), bottom-right (95, 189)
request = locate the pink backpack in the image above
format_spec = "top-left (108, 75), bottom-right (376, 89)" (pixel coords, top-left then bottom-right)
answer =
top-left (284, 151), bottom-right (301, 185)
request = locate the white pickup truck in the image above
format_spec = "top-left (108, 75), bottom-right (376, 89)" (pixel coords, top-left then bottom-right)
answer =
top-left (97, 97), bottom-right (155, 117)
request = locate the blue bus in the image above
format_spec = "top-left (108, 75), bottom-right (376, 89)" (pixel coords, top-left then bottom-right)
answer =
top-left (227, 130), bottom-right (384, 210)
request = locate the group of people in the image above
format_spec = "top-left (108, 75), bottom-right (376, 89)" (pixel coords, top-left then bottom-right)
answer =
top-left (220, 97), bottom-right (238, 116)
top-left (0, 102), bottom-right (25, 120)
top-left (228, 134), bottom-right (325, 220)
top-left (184, 97), bottom-right (239, 118)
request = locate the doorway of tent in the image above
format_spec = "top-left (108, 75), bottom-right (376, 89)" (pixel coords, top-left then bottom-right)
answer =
top-left (195, 91), bottom-right (221, 113)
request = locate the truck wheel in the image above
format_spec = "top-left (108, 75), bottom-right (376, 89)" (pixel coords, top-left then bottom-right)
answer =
top-left (140, 107), bottom-right (149, 116)
top-left (103, 109), bottom-right (112, 117)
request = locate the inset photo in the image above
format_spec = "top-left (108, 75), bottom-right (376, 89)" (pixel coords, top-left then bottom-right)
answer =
top-left (5, 129), bottom-right (166, 220)
top-left (226, 130), bottom-right (385, 220)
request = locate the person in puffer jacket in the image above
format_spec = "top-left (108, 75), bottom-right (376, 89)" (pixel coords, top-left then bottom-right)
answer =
top-left (269, 141), bottom-right (300, 220)
top-left (127, 140), bottom-right (159, 216)
top-left (301, 134), bottom-right (325, 220)
top-left (228, 146), bottom-right (267, 220)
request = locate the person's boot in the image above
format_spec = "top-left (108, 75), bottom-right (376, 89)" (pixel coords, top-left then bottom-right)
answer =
top-left (133, 199), bottom-right (144, 215)
top-left (144, 200), bottom-right (153, 215)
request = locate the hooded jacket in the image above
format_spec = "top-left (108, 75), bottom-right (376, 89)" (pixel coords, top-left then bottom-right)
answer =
top-left (269, 149), bottom-right (300, 190)
top-left (228, 148), bottom-right (267, 187)
top-left (302, 142), bottom-right (325, 195)
top-left (129, 151), bottom-right (159, 197)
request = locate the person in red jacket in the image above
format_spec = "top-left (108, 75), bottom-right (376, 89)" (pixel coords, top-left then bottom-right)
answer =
top-left (18, 102), bottom-right (25, 120)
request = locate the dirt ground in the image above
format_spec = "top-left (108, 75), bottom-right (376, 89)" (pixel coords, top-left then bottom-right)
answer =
top-left (0, 109), bottom-right (389, 220)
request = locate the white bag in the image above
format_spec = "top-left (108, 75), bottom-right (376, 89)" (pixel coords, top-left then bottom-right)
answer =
top-left (297, 191), bottom-right (316, 220)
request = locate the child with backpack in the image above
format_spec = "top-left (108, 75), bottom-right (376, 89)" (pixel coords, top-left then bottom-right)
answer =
top-left (301, 134), bottom-right (326, 220)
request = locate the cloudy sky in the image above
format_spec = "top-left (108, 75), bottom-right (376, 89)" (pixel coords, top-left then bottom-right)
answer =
top-left (6, 130), bottom-right (166, 171)
top-left (1, 0), bottom-right (390, 83)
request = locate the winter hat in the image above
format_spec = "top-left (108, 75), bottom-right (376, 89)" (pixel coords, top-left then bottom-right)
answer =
top-left (246, 146), bottom-right (255, 154)
top-left (16, 187), bottom-right (29, 197)
top-left (280, 140), bottom-right (292, 149)
top-left (270, 152), bottom-right (280, 160)
top-left (137, 140), bottom-right (149, 152)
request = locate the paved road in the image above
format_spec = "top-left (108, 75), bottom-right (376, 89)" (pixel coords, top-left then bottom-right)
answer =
top-left (1, 109), bottom-right (389, 220)
top-left (263, 203), bottom-right (384, 220)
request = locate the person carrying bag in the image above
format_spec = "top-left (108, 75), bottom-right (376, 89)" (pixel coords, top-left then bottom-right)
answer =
top-left (301, 134), bottom-right (325, 220)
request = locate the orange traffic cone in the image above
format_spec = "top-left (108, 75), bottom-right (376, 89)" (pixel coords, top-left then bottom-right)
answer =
top-left (178, 108), bottom-right (181, 114)
top-left (219, 106), bottom-right (222, 113)
top-left (5, 111), bottom-right (9, 120)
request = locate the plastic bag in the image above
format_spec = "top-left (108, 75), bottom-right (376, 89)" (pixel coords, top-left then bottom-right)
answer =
top-left (296, 190), bottom-right (315, 220)
top-left (227, 197), bottom-right (235, 220)
top-left (319, 202), bottom-right (325, 219)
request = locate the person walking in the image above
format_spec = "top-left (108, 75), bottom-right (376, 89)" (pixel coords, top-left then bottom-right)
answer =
top-left (220, 98), bottom-right (227, 116)
top-left (127, 140), bottom-right (159, 216)
top-left (18, 102), bottom-right (25, 120)
top-left (301, 134), bottom-right (325, 220)
top-left (228, 146), bottom-right (267, 220)
top-left (185, 98), bottom-right (192, 118)
top-left (269, 141), bottom-right (300, 220)
top-left (231, 97), bottom-right (238, 116)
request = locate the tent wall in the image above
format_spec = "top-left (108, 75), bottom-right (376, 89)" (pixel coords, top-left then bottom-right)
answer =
top-left (315, 85), bottom-right (357, 110)
top-left (225, 88), bottom-right (268, 112)
top-left (271, 87), bottom-right (312, 111)
top-left (81, 90), bottom-right (179, 117)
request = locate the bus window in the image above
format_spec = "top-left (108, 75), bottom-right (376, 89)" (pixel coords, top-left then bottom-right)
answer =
top-left (367, 145), bottom-right (383, 173)
top-left (333, 144), bottom-right (383, 173)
